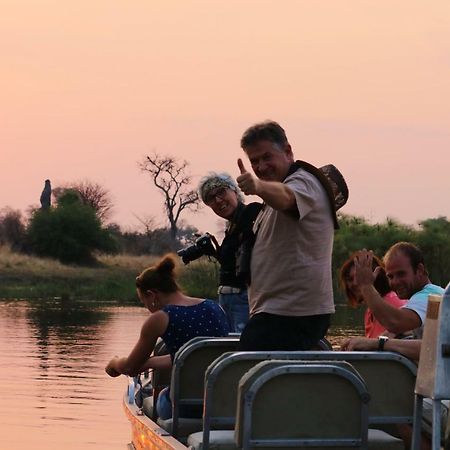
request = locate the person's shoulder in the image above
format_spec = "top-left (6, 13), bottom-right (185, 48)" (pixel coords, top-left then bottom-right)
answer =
top-left (410, 283), bottom-right (444, 301)
top-left (422, 283), bottom-right (445, 294)
top-left (192, 298), bottom-right (213, 309)
top-left (142, 310), bottom-right (169, 335)
top-left (242, 202), bottom-right (263, 218)
top-left (285, 167), bottom-right (323, 191)
top-left (203, 299), bottom-right (225, 312)
top-left (384, 291), bottom-right (407, 307)
top-left (244, 201), bottom-right (263, 211)
top-left (203, 298), bottom-right (219, 308)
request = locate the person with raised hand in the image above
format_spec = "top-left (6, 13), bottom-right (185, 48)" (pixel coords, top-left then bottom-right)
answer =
top-left (340, 252), bottom-right (406, 338)
top-left (353, 243), bottom-right (444, 339)
top-left (235, 120), bottom-right (336, 351)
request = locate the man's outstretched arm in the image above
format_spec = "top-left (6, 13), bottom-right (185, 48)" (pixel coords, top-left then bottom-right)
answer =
top-left (359, 284), bottom-right (421, 334)
top-left (236, 159), bottom-right (296, 211)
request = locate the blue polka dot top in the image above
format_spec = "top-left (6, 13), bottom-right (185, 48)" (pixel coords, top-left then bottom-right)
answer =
top-left (161, 299), bottom-right (230, 360)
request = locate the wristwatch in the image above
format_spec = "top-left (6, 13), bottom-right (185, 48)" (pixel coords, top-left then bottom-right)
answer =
top-left (378, 335), bottom-right (389, 351)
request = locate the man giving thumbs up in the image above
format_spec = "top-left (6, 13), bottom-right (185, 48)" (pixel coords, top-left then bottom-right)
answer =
top-left (236, 120), bottom-right (335, 351)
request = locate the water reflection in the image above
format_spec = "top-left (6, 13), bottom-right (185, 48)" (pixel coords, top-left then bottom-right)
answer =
top-left (0, 299), bottom-right (147, 450)
top-left (0, 299), bottom-right (365, 450)
top-left (24, 299), bottom-right (113, 376)
top-left (330, 303), bottom-right (365, 338)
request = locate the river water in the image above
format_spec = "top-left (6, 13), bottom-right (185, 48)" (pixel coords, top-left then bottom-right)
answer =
top-left (0, 298), bottom-right (363, 450)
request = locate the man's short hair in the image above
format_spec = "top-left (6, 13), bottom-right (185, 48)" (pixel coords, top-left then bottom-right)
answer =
top-left (384, 242), bottom-right (426, 272)
top-left (240, 120), bottom-right (288, 149)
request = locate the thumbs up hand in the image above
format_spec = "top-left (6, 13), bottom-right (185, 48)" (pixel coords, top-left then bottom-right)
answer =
top-left (237, 158), bottom-right (248, 175)
top-left (237, 158), bottom-right (260, 195)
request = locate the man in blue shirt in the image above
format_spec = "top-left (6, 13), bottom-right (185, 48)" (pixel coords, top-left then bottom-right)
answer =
top-left (353, 242), bottom-right (444, 338)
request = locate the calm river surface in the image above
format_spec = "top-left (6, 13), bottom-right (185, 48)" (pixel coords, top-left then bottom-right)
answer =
top-left (0, 298), bottom-right (363, 450)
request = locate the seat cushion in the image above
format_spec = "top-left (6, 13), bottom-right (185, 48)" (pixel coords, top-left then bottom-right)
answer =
top-left (368, 428), bottom-right (404, 450)
top-left (157, 417), bottom-right (203, 437)
top-left (188, 427), bottom-right (404, 450)
top-left (142, 396), bottom-right (154, 419)
top-left (187, 430), bottom-right (237, 450)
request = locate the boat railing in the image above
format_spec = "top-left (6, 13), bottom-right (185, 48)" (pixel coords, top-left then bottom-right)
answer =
top-left (183, 349), bottom-right (415, 450)
top-left (412, 289), bottom-right (450, 450)
top-left (162, 336), bottom-right (240, 439)
top-left (124, 332), bottom-right (424, 450)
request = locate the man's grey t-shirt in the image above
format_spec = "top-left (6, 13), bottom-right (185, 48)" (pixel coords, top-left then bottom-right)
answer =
top-left (249, 168), bottom-right (335, 317)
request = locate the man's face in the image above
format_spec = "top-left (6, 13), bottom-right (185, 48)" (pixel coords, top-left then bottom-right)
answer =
top-left (243, 140), bottom-right (294, 182)
top-left (385, 252), bottom-right (424, 299)
top-left (204, 186), bottom-right (238, 220)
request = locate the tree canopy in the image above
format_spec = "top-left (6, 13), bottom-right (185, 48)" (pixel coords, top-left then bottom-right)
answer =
top-left (27, 191), bottom-right (117, 264)
top-left (53, 180), bottom-right (113, 223)
top-left (332, 214), bottom-right (449, 301)
top-left (140, 153), bottom-right (200, 245)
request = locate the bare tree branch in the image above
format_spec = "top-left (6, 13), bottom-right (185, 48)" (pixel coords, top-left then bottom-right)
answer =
top-left (133, 214), bottom-right (157, 236)
top-left (53, 180), bottom-right (114, 223)
top-left (139, 153), bottom-right (200, 244)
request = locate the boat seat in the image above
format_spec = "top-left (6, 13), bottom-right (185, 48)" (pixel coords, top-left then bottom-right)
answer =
top-left (194, 351), bottom-right (347, 449)
top-left (142, 395), bottom-right (155, 418)
top-left (300, 351), bottom-right (417, 426)
top-left (158, 336), bottom-right (240, 439)
top-left (188, 351), bottom-right (414, 450)
top-left (157, 417), bottom-right (204, 439)
top-left (189, 358), bottom-right (368, 450)
top-left (313, 337), bottom-right (334, 350)
top-left (237, 360), bottom-right (370, 450)
top-left (145, 339), bottom-right (172, 420)
top-left (188, 427), bottom-right (402, 450)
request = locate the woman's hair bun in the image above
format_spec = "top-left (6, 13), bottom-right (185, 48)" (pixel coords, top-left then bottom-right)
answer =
top-left (156, 254), bottom-right (177, 274)
top-left (136, 253), bottom-right (180, 294)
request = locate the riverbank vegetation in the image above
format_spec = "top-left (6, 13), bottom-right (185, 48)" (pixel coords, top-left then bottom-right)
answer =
top-left (333, 215), bottom-right (450, 291)
top-left (1, 170), bottom-right (449, 302)
top-left (1, 213), bottom-right (449, 303)
top-left (0, 246), bottom-right (219, 301)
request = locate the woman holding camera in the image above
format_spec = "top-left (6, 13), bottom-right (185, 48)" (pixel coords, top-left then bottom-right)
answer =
top-left (198, 172), bottom-right (262, 333)
top-left (105, 254), bottom-right (229, 419)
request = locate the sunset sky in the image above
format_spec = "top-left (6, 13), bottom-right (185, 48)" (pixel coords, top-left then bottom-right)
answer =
top-left (1, 1), bottom-right (449, 236)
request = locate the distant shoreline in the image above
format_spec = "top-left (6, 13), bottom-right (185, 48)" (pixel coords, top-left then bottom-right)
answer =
top-left (0, 247), bottom-right (219, 302)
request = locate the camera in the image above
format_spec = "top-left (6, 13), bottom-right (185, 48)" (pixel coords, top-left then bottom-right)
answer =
top-left (177, 232), bottom-right (218, 265)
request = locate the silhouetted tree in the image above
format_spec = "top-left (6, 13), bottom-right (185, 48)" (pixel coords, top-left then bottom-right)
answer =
top-left (27, 190), bottom-right (117, 264)
top-left (416, 217), bottom-right (450, 287)
top-left (0, 207), bottom-right (27, 251)
top-left (53, 180), bottom-right (113, 223)
top-left (73, 180), bottom-right (113, 223)
top-left (108, 222), bottom-right (199, 256)
top-left (134, 214), bottom-right (157, 236)
top-left (139, 153), bottom-right (200, 245)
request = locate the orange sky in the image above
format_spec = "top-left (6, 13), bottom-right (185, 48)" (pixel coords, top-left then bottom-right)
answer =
top-left (1, 1), bottom-right (449, 235)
